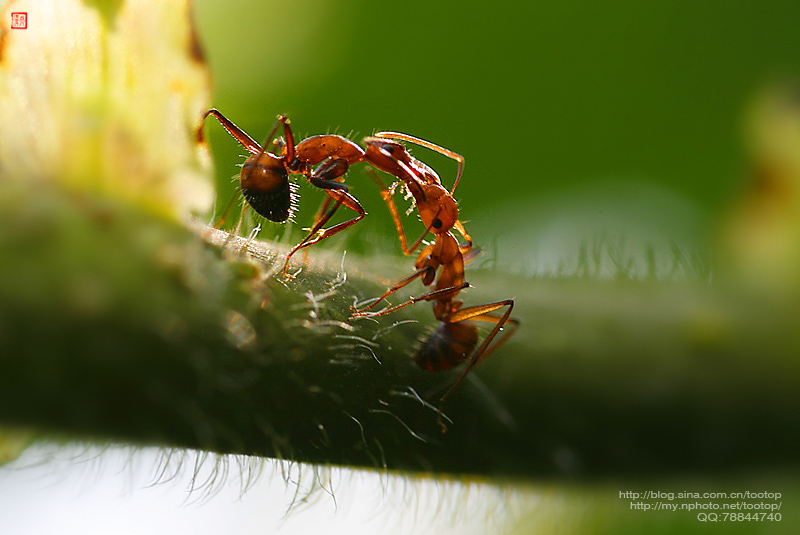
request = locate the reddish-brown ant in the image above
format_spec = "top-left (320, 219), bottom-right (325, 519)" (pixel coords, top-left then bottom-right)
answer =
top-left (352, 136), bottom-right (518, 432)
top-left (204, 109), bottom-right (374, 277)
top-left (205, 110), bottom-right (470, 277)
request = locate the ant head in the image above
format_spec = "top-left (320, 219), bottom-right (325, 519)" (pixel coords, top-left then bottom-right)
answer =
top-left (419, 185), bottom-right (458, 234)
top-left (363, 137), bottom-right (413, 176)
top-left (240, 151), bottom-right (292, 222)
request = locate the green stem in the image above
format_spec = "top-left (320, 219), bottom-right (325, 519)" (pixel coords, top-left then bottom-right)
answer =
top-left (0, 183), bottom-right (796, 479)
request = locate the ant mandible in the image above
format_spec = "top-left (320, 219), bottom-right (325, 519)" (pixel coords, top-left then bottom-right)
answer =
top-left (352, 137), bottom-right (519, 432)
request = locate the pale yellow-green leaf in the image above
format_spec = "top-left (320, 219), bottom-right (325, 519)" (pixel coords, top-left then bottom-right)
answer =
top-left (721, 83), bottom-right (800, 294)
top-left (0, 0), bottom-right (212, 219)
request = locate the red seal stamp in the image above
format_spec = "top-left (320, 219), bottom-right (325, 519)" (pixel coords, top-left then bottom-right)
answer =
top-left (10, 12), bottom-right (27, 29)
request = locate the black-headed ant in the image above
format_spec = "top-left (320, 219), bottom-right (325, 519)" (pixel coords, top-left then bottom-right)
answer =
top-left (204, 109), bottom-right (374, 277)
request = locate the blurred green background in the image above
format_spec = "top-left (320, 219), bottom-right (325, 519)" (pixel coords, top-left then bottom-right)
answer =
top-left (194, 0), bottom-right (800, 272)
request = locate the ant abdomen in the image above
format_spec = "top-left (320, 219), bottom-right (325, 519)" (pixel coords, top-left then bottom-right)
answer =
top-left (414, 321), bottom-right (479, 372)
top-left (241, 180), bottom-right (297, 222)
top-left (240, 156), bottom-right (298, 222)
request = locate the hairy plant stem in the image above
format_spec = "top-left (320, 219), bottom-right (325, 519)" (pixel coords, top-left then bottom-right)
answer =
top-left (0, 182), bottom-right (796, 480)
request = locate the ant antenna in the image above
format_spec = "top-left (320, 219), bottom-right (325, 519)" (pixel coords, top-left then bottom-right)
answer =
top-left (372, 131), bottom-right (465, 194)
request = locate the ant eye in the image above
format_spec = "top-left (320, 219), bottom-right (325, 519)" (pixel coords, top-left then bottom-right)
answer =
top-left (381, 143), bottom-right (395, 154)
top-left (432, 218), bottom-right (442, 229)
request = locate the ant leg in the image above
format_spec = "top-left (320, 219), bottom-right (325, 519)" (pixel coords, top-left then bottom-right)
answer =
top-left (365, 167), bottom-right (432, 256)
top-left (300, 194), bottom-right (336, 264)
top-left (453, 220), bottom-right (473, 249)
top-left (213, 192), bottom-right (239, 228)
top-left (275, 115), bottom-right (296, 163)
top-left (204, 109), bottom-right (261, 154)
top-left (204, 109), bottom-right (294, 161)
top-left (203, 109), bottom-right (261, 232)
top-left (448, 300), bottom-right (518, 366)
top-left (352, 281), bottom-right (470, 318)
top-left (364, 168), bottom-right (414, 254)
top-left (461, 244), bottom-right (482, 264)
top-left (351, 266), bottom-right (434, 314)
top-left (303, 157), bottom-right (351, 243)
top-left (313, 195), bottom-right (335, 229)
top-left (281, 190), bottom-right (365, 277)
top-left (436, 300), bottom-right (517, 432)
top-left (282, 165), bottom-right (366, 277)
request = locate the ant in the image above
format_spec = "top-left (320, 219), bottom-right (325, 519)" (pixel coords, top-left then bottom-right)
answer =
top-left (204, 108), bottom-right (373, 277)
top-left (352, 136), bottom-right (519, 432)
top-left (204, 109), bottom-right (469, 278)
